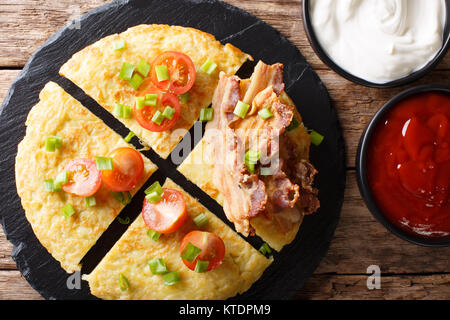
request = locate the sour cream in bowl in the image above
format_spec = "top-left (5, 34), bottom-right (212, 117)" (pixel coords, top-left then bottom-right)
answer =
top-left (303, 0), bottom-right (449, 87)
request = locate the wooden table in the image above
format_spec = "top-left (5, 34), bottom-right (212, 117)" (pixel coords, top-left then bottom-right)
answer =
top-left (1, 0), bottom-right (449, 300)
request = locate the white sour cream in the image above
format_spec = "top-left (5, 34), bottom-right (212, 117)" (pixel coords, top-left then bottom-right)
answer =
top-left (310, 0), bottom-right (446, 84)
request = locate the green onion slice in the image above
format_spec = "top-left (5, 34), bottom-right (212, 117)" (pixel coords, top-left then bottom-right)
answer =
top-left (136, 97), bottom-right (145, 110)
top-left (114, 104), bottom-right (132, 119)
top-left (181, 242), bottom-right (202, 263)
top-left (234, 101), bottom-right (250, 119)
top-left (85, 196), bottom-right (96, 207)
top-left (310, 130), bottom-right (325, 146)
top-left (199, 108), bottom-right (214, 122)
top-left (44, 136), bottom-right (62, 152)
top-left (117, 216), bottom-right (131, 225)
top-left (163, 271), bottom-right (180, 286)
top-left (54, 171), bottom-right (68, 190)
top-left (44, 179), bottom-right (55, 192)
top-left (258, 107), bottom-right (273, 120)
top-left (245, 150), bottom-right (261, 164)
top-left (113, 39), bottom-right (126, 51)
top-left (144, 94), bottom-right (158, 106)
top-left (110, 191), bottom-right (131, 205)
top-left (119, 62), bottom-right (135, 81)
top-left (147, 229), bottom-right (161, 241)
top-left (96, 157), bottom-right (114, 170)
top-left (129, 73), bottom-right (144, 90)
top-left (193, 213), bottom-right (209, 228)
top-left (287, 117), bottom-right (299, 131)
top-left (194, 260), bottom-right (210, 273)
top-left (145, 191), bottom-right (162, 204)
top-left (118, 273), bottom-right (129, 291)
top-left (180, 92), bottom-right (190, 103)
top-left (155, 65), bottom-right (170, 82)
top-left (124, 131), bottom-right (135, 143)
top-left (148, 258), bottom-right (168, 275)
top-left (151, 110), bottom-right (165, 126)
top-left (162, 106), bottom-right (175, 120)
top-left (145, 181), bottom-right (163, 195)
top-left (136, 59), bottom-right (151, 77)
top-left (259, 242), bottom-right (272, 256)
top-left (61, 203), bottom-right (75, 219)
top-left (200, 58), bottom-right (217, 74)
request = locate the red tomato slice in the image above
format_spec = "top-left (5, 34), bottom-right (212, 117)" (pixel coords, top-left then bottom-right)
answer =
top-left (62, 159), bottom-right (102, 197)
top-left (180, 231), bottom-right (226, 272)
top-left (101, 147), bottom-right (144, 192)
top-left (134, 91), bottom-right (181, 132)
top-left (150, 51), bottom-right (196, 95)
top-left (142, 188), bottom-right (187, 233)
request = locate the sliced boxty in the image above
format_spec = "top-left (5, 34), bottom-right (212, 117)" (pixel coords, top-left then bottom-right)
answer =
top-left (60, 24), bottom-right (251, 159)
top-left (178, 61), bottom-right (320, 251)
top-left (83, 179), bottom-right (271, 300)
top-left (15, 82), bottom-right (157, 273)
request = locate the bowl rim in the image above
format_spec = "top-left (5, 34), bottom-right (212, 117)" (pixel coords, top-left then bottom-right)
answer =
top-left (356, 84), bottom-right (450, 247)
top-left (302, 0), bottom-right (450, 88)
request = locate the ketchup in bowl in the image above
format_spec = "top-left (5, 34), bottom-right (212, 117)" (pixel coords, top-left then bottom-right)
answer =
top-left (366, 92), bottom-right (450, 239)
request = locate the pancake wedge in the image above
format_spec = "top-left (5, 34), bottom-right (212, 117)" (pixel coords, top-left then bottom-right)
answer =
top-left (178, 62), bottom-right (319, 251)
top-left (60, 24), bottom-right (251, 159)
top-left (15, 82), bottom-right (157, 273)
top-left (83, 179), bottom-right (271, 300)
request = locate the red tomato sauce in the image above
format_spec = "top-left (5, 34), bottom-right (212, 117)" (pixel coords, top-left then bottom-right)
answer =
top-left (367, 92), bottom-right (450, 238)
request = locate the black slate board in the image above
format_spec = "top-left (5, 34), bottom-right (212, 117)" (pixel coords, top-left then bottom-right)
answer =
top-left (0, 0), bottom-right (346, 300)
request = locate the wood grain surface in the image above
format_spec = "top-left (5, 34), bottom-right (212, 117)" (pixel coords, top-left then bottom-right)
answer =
top-left (0, 0), bottom-right (449, 300)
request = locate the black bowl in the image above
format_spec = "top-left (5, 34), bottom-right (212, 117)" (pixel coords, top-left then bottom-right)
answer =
top-left (303, 0), bottom-right (450, 88)
top-left (356, 84), bottom-right (450, 247)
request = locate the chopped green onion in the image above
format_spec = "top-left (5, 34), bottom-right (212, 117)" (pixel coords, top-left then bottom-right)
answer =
top-left (147, 229), bottom-right (161, 241)
top-left (44, 136), bottom-right (62, 152)
top-left (44, 179), bottom-right (55, 192)
top-left (145, 191), bottom-right (162, 203)
top-left (310, 130), bottom-right (325, 146)
top-left (199, 108), bottom-right (214, 122)
top-left (144, 94), bottom-right (158, 106)
top-left (113, 104), bottom-right (132, 119)
top-left (61, 203), bottom-right (75, 219)
top-left (136, 97), bottom-right (145, 109)
top-left (136, 59), bottom-right (151, 77)
top-left (259, 242), bottom-right (272, 256)
top-left (162, 106), bottom-right (175, 120)
top-left (260, 167), bottom-right (273, 176)
top-left (180, 92), bottom-right (190, 103)
top-left (54, 171), bottom-right (68, 190)
top-left (96, 157), bottom-right (114, 170)
top-left (129, 73), bottom-right (144, 90)
top-left (148, 258), bottom-right (168, 275)
top-left (145, 181), bottom-right (163, 195)
top-left (124, 131), bottom-right (135, 143)
top-left (118, 273), bottom-right (129, 291)
top-left (246, 162), bottom-right (256, 174)
top-left (181, 242), bottom-right (202, 263)
top-left (258, 107), bottom-right (273, 120)
top-left (117, 216), bottom-right (130, 225)
top-left (110, 191), bottom-right (131, 205)
top-left (200, 58), bottom-right (217, 74)
top-left (155, 65), bottom-right (170, 82)
top-left (163, 271), bottom-right (180, 286)
top-left (85, 196), bottom-right (96, 207)
top-left (194, 260), bottom-right (210, 273)
top-left (193, 213), bottom-right (209, 228)
top-left (151, 110), bottom-right (165, 126)
top-left (245, 150), bottom-right (261, 164)
top-left (287, 117), bottom-right (299, 131)
top-left (113, 39), bottom-right (126, 51)
top-left (233, 101), bottom-right (250, 119)
top-left (119, 62), bottom-right (135, 81)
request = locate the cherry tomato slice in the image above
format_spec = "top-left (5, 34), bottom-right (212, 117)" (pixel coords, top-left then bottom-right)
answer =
top-left (150, 51), bottom-right (196, 95)
top-left (62, 159), bottom-right (102, 197)
top-left (101, 147), bottom-right (144, 192)
top-left (180, 231), bottom-right (226, 272)
top-left (142, 188), bottom-right (187, 233)
top-left (134, 91), bottom-right (181, 132)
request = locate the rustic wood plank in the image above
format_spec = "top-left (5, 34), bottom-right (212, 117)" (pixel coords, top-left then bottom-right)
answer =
top-left (297, 274), bottom-right (450, 300)
top-left (316, 171), bottom-right (450, 275)
top-left (0, 231), bottom-right (16, 270)
top-left (0, 70), bottom-right (20, 103)
top-left (0, 270), bottom-right (43, 299)
top-left (0, 0), bottom-right (449, 70)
